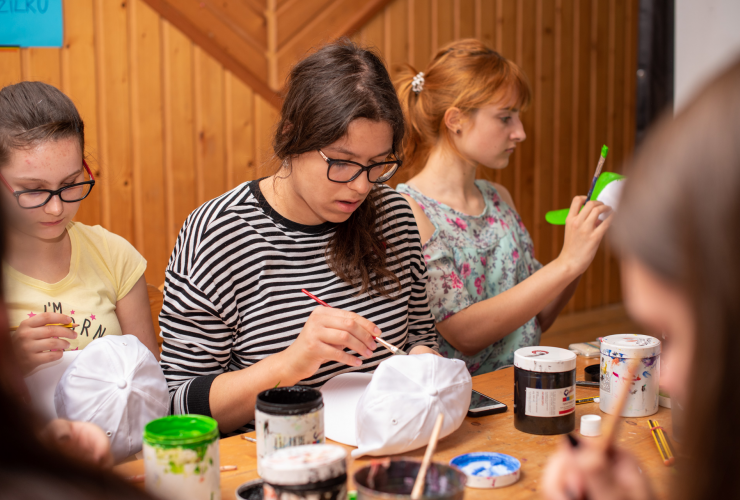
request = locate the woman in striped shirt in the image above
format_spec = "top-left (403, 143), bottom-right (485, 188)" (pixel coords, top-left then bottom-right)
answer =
top-left (159, 40), bottom-right (439, 433)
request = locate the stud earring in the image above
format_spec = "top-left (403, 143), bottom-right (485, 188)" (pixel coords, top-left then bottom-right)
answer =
top-left (456, 129), bottom-right (461, 134)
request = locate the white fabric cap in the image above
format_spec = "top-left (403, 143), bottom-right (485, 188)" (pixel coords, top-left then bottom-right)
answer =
top-left (24, 350), bottom-right (81, 422)
top-left (596, 179), bottom-right (625, 221)
top-left (322, 354), bottom-right (472, 458)
top-left (54, 335), bottom-right (169, 462)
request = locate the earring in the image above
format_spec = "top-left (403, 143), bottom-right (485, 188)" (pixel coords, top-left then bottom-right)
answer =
top-left (456, 129), bottom-right (461, 134)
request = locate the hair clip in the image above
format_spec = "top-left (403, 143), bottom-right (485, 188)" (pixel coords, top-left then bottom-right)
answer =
top-left (411, 72), bottom-right (425, 94)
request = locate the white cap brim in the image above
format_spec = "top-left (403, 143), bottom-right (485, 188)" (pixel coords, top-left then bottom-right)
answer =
top-left (320, 372), bottom-right (373, 446)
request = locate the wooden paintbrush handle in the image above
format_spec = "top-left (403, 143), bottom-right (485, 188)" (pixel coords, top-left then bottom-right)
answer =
top-left (411, 413), bottom-right (445, 499)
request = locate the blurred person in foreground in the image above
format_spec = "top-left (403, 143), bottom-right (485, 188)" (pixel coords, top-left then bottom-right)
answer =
top-left (0, 196), bottom-right (150, 498)
top-left (543, 60), bottom-right (740, 499)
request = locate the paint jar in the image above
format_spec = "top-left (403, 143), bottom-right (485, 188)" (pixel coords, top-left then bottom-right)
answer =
top-left (599, 334), bottom-right (661, 417)
top-left (143, 414), bottom-right (220, 500)
top-left (450, 452), bottom-right (521, 489)
top-left (260, 444), bottom-right (347, 500)
top-left (513, 346), bottom-right (577, 435)
top-left (236, 480), bottom-right (264, 500)
top-left (354, 459), bottom-right (466, 500)
top-left (255, 386), bottom-right (324, 475)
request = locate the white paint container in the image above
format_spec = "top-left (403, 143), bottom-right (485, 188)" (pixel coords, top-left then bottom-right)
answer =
top-left (143, 415), bottom-right (220, 500)
top-left (255, 386), bottom-right (324, 476)
top-left (599, 334), bottom-right (661, 417)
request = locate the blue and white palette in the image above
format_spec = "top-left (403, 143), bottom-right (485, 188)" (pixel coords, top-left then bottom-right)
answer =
top-left (450, 452), bottom-right (521, 489)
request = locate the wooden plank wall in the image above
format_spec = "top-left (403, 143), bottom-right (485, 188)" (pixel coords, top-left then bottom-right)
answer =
top-left (356, 0), bottom-right (639, 313)
top-left (0, 0), bottom-right (638, 316)
top-left (0, 0), bottom-right (279, 286)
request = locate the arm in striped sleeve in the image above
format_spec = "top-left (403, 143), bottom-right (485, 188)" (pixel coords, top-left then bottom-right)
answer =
top-left (405, 252), bottom-right (440, 353)
top-left (159, 270), bottom-right (234, 417)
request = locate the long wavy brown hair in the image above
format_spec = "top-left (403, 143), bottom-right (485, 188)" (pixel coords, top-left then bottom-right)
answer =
top-left (272, 39), bottom-right (404, 296)
top-left (613, 59), bottom-right (740, 499)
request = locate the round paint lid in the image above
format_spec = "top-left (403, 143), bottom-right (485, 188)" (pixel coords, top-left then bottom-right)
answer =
top-left (600, 334), bottom-right (661, 358)
top-left (450, 452), bottom-right (521, 489)
top-left (514, 346), bottom-right (576, 373)
top-left (260, 444), bottom-right (346, 486)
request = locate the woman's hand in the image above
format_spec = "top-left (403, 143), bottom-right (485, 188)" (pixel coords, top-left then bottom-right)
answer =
top-left (557, 196), bottom-right (614, 277)
top-left (11, 312), bottom-right (77, 375)
top-left (40, 419), bottom-right (114, 469)
top-left (543, 435), bottom-right (654, 500)
top-left (280, 306), bottom-right (380, 381)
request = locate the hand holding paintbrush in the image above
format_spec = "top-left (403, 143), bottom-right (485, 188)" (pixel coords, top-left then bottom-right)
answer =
top-left (302, 289), bottom-right (407, 356)
top-left (542, 358), bottom-right (655, 500)
top-left (10, 312), bottom-right (80, 375)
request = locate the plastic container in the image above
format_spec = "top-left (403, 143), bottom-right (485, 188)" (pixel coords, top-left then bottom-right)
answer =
top-left (450, 452), bottom-right (521, 489)
top-left (143, 415), bottom-right (220, 500)
top-left (599, 334), bottom-right (661, 417)
top-left (354, 459), bottom-right (466, 500)
top-left (514, 346), bottom-right (577, 435)
top-left (260, 444), bottom-right (347, 500)
top-left (255, 386), bottom-right (324, 475)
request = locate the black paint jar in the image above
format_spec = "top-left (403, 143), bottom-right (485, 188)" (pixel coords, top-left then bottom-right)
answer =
top-left (255, 386), bottom-right (324, 476)
top-left (514, 346), bottom-right (577, 435)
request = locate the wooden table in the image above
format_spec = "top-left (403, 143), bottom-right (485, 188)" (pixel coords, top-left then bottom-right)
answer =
top-left (116, 358), bottom-right (674, 499)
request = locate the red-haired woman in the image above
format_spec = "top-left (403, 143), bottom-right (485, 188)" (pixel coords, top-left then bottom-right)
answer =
top-left (159, 40), bottom-right (438, 434)
top-left (395, 40), bottom-right (611, 375)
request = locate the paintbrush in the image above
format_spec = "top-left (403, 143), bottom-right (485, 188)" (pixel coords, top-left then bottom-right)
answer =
top-left (301, 289), bottom-right (407, 356)
top-left (600, 358), bottom-right (641, 451)
top-left (583, 145), bottom-right (609, 208)
top-left (9, 323), bottom-right (78, 331)
top-left (411, 413), bottom-right (445, 499)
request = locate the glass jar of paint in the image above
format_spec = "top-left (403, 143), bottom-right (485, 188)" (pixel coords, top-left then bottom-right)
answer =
top-left (260, 444), bottom-right (347, 500)
top-left (143, 414), bottom-right (220, 500)
top-left (599, 334), bottom-right (661, 417)
top-left (255, 386), bottom-right (324, 475)
top-left (513, 346), bottom-right (577, 435)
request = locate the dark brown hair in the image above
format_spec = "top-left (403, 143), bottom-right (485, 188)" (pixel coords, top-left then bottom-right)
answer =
top-left (612, 60), bottom-right (740, 499)
top-left (273, 39), bottom-right (404, 296)
top-left (0, 81), bottom-right (84, 168)
top-left (396, 39), bottom-right (531, 172)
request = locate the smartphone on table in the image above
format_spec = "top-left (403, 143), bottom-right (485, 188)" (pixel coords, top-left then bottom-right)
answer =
top-left (468, 389), bottom-right (508, 417)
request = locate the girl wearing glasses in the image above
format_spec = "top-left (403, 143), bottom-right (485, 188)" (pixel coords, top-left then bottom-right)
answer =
top-left (395, 40), bottom-right (611, 375)
top-left (159, 40), bottom-right (438, 433)
top-left (0, 82), bottom-right (160, 375)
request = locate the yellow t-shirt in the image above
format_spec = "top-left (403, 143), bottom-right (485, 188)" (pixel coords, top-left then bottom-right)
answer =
top-left (4, 222), bottom-right (147, 351)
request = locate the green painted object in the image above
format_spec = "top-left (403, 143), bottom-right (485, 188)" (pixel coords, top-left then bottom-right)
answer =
top-left (143, 414), bottom-right (219, 450)
top-left (545, 172), bottom-right (625, 225)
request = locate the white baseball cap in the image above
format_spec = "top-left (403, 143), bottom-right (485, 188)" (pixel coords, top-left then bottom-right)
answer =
top-left (54, 335), bottom-right (169, 462)
top-left (322, 353), bottom-right (472, 458)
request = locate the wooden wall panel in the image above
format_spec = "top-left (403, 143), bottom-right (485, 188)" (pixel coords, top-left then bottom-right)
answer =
top-left (1, 0), bottom-right (638, 315)
top-left (355, 0), bottom-right (639, 314)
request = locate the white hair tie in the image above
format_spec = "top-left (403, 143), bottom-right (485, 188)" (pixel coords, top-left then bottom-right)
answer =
top-left (411, 72), bottom-right (425, 94)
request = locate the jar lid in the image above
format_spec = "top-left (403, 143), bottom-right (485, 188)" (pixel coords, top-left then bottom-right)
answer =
top-left (143, 415), bottom-right (218, 447)
top-left (600, 334), bottom-right (661, 358)
top-left (514, 346), bottom-right (576, 373)
top-left (256, 386), bottom-right (324, 415)
top-left (260, 444), bottom-right (347, 486)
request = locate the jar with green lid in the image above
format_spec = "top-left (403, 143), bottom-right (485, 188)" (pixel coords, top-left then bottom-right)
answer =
top-left (143, 415), bottom-right (221, 500)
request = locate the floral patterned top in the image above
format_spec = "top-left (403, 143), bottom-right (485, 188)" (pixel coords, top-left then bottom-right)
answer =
top-left (396, 180), bottom-right (543, 375)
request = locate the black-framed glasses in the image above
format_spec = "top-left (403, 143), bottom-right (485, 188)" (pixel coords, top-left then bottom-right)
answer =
top-left (318, 150), bottom-right (401, 184)
top-left (0, 160), bottom-right (96, 209)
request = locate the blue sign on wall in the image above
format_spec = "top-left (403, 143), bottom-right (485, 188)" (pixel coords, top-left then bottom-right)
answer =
top-left (0, 0), bottom-right (63, 48)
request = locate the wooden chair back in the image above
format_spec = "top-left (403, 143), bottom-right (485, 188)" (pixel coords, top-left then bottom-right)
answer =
top-left (147, 283), bottom-right (164, 352)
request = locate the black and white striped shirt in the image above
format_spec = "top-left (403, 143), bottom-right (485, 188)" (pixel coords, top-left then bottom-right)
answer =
top-left (159, 179), bottom-right (438, 428)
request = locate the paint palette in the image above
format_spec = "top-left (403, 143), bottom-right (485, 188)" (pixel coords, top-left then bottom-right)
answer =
top-left (449, 452), bottom-right (521, 489)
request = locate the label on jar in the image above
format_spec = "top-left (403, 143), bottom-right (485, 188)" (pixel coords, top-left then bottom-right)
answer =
top-left (524, 386), bottom-right (576, 417)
